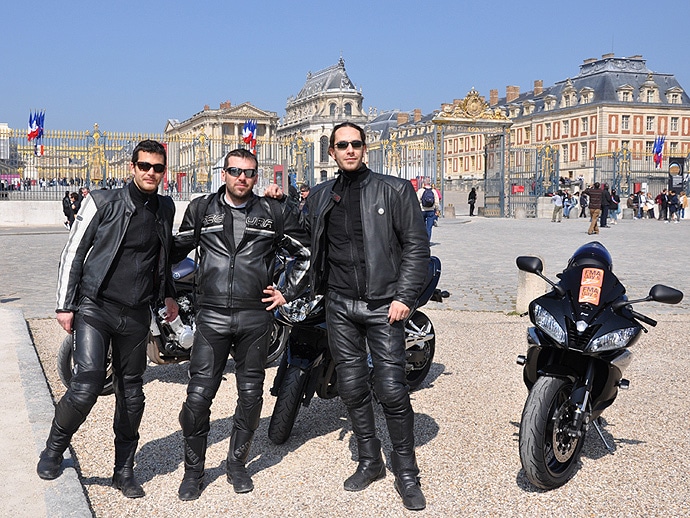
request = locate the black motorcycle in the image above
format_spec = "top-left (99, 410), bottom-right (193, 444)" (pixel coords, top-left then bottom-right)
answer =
top-left (268, 256), bottom-right (444, 445)
top-left (57, 257), bottom-right (288, 395)
top-left (515, 242), bottom-right (683, 490)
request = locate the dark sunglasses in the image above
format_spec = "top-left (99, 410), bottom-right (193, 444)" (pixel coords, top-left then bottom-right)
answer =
top-left (334, 140), bottom-right (364, 150)
top-left (135, 161), bottom-right (165, 173)
top-left (224, 167), bottom-right (257, 178)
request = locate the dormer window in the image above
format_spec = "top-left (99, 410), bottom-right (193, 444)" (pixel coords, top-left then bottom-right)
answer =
top-left (622, 91), bottom-right (630, 102)
top-left (646, 90), bottom-right (655, 103)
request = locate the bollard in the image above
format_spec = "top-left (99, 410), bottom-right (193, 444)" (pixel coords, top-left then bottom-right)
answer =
top-left (516, 256), bottom-right (547, 314)
top-left (444, 204), bottom-right (456, 218)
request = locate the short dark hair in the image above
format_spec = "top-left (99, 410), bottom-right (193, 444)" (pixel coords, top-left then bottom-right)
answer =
top-left (132, 139), bottom-right (166, 166)
top-left (329, 122), bottom-right (366, 148)
top-left (224, 148), bottom-right (258, 170)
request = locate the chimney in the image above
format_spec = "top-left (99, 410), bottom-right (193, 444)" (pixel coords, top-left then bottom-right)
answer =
top-left (506, 86), bottom-right (520, 103)
top-left (413, 108), bottom-right (422, 123)
top-left (583, 57), bottom-right (597, 64)
top-left (602, 53), bottom-right (614, 59)
top-left (534, 80), bottom-right (543, 96)
top-left (219, 100), bottom-right (232, 110)
top-left (203, 104), bottom-right (210, 111)
top-left (490, 89), bottom-right (498, 106)
top-left (397, 112), bottom-right (409, 125)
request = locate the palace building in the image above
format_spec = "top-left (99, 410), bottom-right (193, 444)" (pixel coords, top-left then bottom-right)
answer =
top-left (490, 53), bottom-right (690, 183)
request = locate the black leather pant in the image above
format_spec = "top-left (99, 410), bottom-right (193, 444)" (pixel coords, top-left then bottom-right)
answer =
top-left (47, 297), bottom-right (149, 468)
top-left (179, 307), bottom-right (272, 442)
top-left (325, 291), bottom-right (415, 456)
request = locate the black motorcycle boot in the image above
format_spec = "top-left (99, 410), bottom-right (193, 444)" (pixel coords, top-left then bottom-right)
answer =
top-left (226, 429), bottom-right (254, 494)
top-left (37, 420), bottom-right (72, 480)
top-left (112, 441), bottom-right (145, 499)
top-left (391, 451), bottom-right (426, 511)
top-left (178, 436), bottom-right (207, 501)
top-left (343, 437), bottom-right (386, 491)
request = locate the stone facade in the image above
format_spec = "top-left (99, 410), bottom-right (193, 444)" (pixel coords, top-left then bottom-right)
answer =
top-left (491, 54), bottom-right (690, 184)
top-left (277, 58), bottom-right (368, 185)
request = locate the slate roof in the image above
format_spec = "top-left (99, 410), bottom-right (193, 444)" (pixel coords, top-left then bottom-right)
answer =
top-left (288, 58), bottom-right (357, 106)
top-left (496, 55), bottom-right (690, 117)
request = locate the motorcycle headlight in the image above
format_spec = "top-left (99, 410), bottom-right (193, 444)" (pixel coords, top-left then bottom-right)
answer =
top-left (278, 295), bottom-right (323, 322)
top-left (587, 327), bottom-right (639, 352)
top-left (533, 304), bottom-right (566, 344)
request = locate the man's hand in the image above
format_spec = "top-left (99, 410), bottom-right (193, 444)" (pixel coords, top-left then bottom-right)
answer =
top-left (264, 184), bottom-right (284, 200)
top-left (57, 311), bottom-right (74, 334)
top-left (262, 285), bottom-right (286, 311)
top-left (164, 297), bottom-right (179, 322)
top-left (388, 300), bottom-right (410, 324)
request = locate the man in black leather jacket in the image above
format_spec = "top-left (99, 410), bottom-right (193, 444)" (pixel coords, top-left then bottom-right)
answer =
top-left (303, 123), bottom-right (429, 510)
top-left (173, 148), bottom-right (310, 501)
top-left (37, 140), bottom-right (178, 499)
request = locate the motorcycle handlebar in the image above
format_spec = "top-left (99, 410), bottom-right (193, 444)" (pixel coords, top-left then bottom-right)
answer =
top-left (629, 309), bottom-right (657, 327)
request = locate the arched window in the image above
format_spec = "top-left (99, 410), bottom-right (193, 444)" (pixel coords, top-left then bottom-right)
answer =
top-left (320, 136), bottom-right (329, 163)
top-left (329, 103), bottom-right (336, 116)
top-left (344, 103), bottom-right (352, 116)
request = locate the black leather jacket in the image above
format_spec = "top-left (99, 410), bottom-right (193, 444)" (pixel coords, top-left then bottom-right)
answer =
top-left (56, 187), bottom-right (176, 312)
top-left (303, 168), bottom-right (429, 308)
top-left (173, 188), bottom-right (310, 310)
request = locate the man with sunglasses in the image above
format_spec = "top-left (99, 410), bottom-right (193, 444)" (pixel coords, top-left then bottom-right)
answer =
top-left (269, 122), bottom-right (429, 510)
top-left (172, 148), bottom-right (310, 500)
top-left (38, 140), bottom-right (178, 498)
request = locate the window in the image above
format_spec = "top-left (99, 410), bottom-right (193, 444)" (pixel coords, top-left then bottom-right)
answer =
top-left (525, 128), bottom-right (531, 142)
top-left (562, 120), bottom-right (569, 136)
top-left (564, 96), bottom-right (571, 107)
top-left (545, 123), bottom-right (552, 138)
top-left (671, 117), bottom-right (679, 132)
top-left (645, 141), bottom-right (654, 159)
top-left (646, 90), bottom-right (655, 103)
top-left (622, 91), bottom-right (631, 102)
top-left (344, 103), bottom-right (352, 116)
top-left (621, 115), bottom-right (630, 130)
top-left (646, 116), bottom-right (654, 131)
top-left (581, 94), bottom-right (590, 104)
top-left (562, 144), bottom-right (569, 163)
top-left (670, 93), bottom-right (680, 104)
top-left (670, 142), bottom-right (678, 155)
top-left (581, 117), bottom-right (588, 133)
top-left (320, 136), bottom-right (329, 163)
top-left (580, 143), bottom-right (587, 162)
top-left (329, 104), bottom-right (336, 116)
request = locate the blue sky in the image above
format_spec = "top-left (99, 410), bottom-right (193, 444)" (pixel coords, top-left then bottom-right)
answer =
top-left (3, 0), bottom-right (689, 134)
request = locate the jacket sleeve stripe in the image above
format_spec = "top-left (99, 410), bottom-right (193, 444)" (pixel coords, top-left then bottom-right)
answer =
top-left (56, 196), bottom-right (98, 310)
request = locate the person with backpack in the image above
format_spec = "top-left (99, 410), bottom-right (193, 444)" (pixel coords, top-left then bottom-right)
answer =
top-left (417, 177), bottom-right (439, 242)
top-left (172, 148), bottom-right (310, 501)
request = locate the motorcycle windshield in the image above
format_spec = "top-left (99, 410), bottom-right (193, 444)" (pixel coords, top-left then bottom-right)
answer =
top-left (558, 265), bottom-right (626, 322)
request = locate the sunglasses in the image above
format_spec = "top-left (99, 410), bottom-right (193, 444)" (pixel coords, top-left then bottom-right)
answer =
top-left (135, 161), bottom-right (165, 173)
top-left (224, 167), bottom-right (257, 178)
top-left (334, 140), bottom-right (364, 150)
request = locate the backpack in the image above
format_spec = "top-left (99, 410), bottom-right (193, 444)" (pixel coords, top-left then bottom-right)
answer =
top-left (421, 188), bottom-right (435, 208)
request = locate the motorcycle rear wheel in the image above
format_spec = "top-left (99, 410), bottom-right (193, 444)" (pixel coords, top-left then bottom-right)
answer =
top-left (267, 321), bottom-right (289, 365)
top-left (519, 376), bottom-right (584, 490)
top-left (57, 335), bottom-right (114, 396)
top-left (405, 311), bottom-right (435, 391)
top-left (268, 365), bottom-right (309, 444)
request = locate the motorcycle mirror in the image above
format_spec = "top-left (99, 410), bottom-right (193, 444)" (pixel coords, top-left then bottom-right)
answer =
top-left (649, 284), bottom-right (684, 305)
top-left (516, 256), bottom-right (543, 274)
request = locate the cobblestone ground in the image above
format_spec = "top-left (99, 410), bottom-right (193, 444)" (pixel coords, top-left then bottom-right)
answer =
top-left (2, 215), bottom-right (688, 318)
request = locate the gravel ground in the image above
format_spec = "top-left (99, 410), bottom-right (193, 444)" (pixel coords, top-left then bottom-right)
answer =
top-left (29, 308), bottom-right (690, 517)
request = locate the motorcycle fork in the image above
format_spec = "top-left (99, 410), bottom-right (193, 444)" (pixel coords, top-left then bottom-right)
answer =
top-left (568, 359), bottom-right (595, 438)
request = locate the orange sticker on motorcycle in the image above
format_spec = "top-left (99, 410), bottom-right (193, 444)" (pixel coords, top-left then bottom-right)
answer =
top-left (581, 268), bottom-right (604, 287)
top-left (579, 285), bottom-right (601, 305)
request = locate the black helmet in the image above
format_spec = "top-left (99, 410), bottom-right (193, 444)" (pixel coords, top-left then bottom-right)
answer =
top-left (567, 241), bottom-right (613, 271)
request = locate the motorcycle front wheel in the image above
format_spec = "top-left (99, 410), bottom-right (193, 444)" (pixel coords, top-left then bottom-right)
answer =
top-left (404, 311), bottom-right (435, 391)
top-left (519, 376), bottom-right (584, 490)
top-left (57, 335), bottom-right (114, 396)
top-left (268, 364), bottom-right (309, 444)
